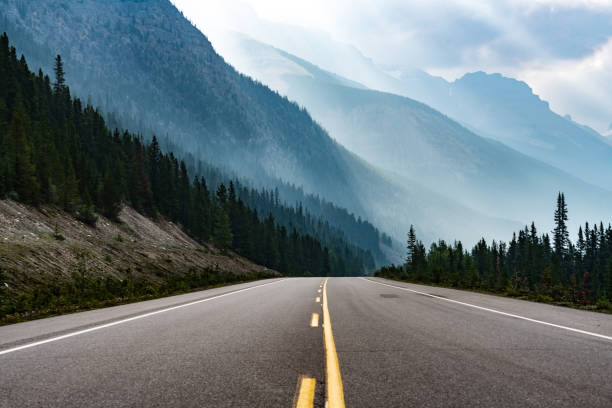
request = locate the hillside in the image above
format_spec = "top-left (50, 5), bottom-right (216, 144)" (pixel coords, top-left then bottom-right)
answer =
top-left (0, 30), bottom-right (377, 278)
top-left (215, 35), bottom-right (612, 234)
top-left (0, 0), bottom-right (361, 213)
top-left (0, 0), bottom-right (521, 248)
top-left (0, 199), bottom-right (271, 286)
top-left (408, 71), bottom-right (612, 192)
top-left (0, 198), bottom-right (278, 323)
top-left (214, 23), bottom-right (612, 192)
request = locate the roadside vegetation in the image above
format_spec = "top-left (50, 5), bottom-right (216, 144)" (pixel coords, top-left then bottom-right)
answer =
top-left (376, 193), bottom-right (612, 313)
top-left (0, 264), bottom-right (274, 325)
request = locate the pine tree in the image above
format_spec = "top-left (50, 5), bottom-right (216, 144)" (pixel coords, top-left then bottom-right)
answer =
top-left (8, 98), bottom-right (39, 204)
top-left (101, 170), bottom-right (122, 220)
top-left (213, 207), bottom-right (233, 250)
top-left (147, 135), bottom-right (161, 204)
top-left (406, 224), bottom-right (416, 265)
top-left (216, 183), bottom-right (227, 206)
top-left (553, 192), bottom-right (569, 256)
top-left (228, 180), bottom-right (236, 204)
top-left (53, 55), bottom-right (65, 94)
top-left (577, 226), bottom-right (585, 256)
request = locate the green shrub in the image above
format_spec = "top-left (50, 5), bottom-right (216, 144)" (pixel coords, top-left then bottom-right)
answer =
top-left (596, 298), bottom-right (612, 311)
top-left (76, 205), bottom-right (98, 227)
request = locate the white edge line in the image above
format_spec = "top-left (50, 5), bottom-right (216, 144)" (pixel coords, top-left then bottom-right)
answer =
top-left (361, 278), bottom-right (612, 342)
top-left (0, 279), bottom-right (284, 356)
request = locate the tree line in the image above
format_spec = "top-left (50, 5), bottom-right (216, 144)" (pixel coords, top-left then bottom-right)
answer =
top-left (377, 193), bottom-right (612, 310)
top-left (0, 33), bottom-right (372, 277)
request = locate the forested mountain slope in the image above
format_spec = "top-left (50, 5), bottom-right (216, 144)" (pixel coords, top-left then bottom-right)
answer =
top-left (0, 0), bottom-right (520, 248)
top-left (216, 35), bottom-right (612, 234)
top-left (0, 0), bottom-right (358, 211)
top-left (0, 33), bottom-right (375, 278)
top-left (215, 24), bottom-right (612, 192)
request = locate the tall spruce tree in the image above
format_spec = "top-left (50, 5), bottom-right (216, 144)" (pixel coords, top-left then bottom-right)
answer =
top-left (213, 207), bottom-right (233, 250)
top-left (53, 55), bottom-right (65, 94)
top-left (553, 192), bottom-right (569, 256)
top-left (407, 224), bottom-right (416, 265)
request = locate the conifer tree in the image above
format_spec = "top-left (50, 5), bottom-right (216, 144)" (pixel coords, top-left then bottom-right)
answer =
top-left (216, 183), bottom-right (227, 205)
top-left (148, 135), bottom-right (161, 203)
top-left (101, 170), bottom-right (122, 220)
top-left (8, 98), bottom-right (39, 204)
top-left (407, 224), bottom-right (416, 265)
top-left (577, 226), bottom-right (585, 256)
top-left (53, 55), bottom-right (65, 94)
top-left (553, 192), bottom-right (569, 256)
top-left (213, 207), bottom-right (233, 250)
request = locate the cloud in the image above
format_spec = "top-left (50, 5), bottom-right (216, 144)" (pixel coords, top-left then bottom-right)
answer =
top-left (519, 37), bottom-right (612, 132)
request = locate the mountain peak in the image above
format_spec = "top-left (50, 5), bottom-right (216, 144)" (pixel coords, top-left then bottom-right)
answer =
top-left (453, 71), bottom-right (550, 111)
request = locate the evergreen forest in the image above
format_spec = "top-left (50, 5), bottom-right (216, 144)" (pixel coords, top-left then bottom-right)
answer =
top-left (377, 193), bottom-right (612, 310)
top-left (0, 33), bottom-right (373, 279)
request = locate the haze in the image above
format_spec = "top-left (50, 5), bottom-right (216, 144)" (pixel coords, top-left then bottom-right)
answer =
top-left (173, 0), bottom-right (612, 135)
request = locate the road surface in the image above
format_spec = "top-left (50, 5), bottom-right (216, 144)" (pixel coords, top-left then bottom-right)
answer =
top-left (1, 277), bottom-right (611, 407)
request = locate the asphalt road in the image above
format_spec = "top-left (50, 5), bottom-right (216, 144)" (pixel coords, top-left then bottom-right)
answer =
top-left (1, 277), bottom-right (612, 407)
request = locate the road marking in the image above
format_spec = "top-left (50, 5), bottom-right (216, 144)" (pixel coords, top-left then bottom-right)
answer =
top-left (294, 376), bottom-right (316, 408)
top-left (0, 279), bottom-right (285, 356)
top-left (310, 313), bottom-right (320, 327)
top-left (322, 278), bottom-right (346, 408)
top-left (316, 297), bottom-right (320, 303)
top-left (362, 278), bottom-right (612, 342)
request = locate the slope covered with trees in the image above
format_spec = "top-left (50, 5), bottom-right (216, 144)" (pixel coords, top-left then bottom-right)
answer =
top-left (0, 0), bottom-right (521, 250)
top-left (377, 194), bottom-right (612, 310)
top-left (218, 35), bottom-right (612, 235)
top-left (0, 33), bottom-right (373, 278)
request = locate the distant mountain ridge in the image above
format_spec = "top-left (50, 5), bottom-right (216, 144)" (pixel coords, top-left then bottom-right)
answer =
top-left (214, 33), bottom-right (612, 235)
top-left (218, 23), bottom-right (612, 192)
top-left (422, 71), bottom-right (612, 192)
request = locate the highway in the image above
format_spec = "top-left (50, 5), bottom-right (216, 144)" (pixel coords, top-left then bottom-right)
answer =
top-left (1, 277), bottom-right (611, 407)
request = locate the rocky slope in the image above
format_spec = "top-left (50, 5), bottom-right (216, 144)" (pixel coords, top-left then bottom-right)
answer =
top-left (0, 200), bottom-right (273, 294)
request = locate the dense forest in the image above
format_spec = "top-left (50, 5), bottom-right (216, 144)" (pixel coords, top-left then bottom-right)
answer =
top-left (377, 193), bottom-right (612, 310)
top-left (159, 153), bottom-right (388, 265)
top-left (0, 33), bottom-right (373, 278)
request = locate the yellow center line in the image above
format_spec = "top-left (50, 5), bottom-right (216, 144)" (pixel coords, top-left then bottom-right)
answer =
top-left (310, 313), bottom-right (320, 327)
top-left (315, 296), bottom-right (320, 303)
top-left (294, 376), bottom-right (316, 408)
top-left (322, 278), bottom-right (346, 408)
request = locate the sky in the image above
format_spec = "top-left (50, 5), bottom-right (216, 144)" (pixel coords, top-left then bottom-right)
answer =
top-left (172, 0), bottom-right (612, 134)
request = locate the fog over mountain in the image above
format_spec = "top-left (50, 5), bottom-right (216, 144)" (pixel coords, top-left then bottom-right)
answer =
top-left (206, 23), bottom-right (612, 192)
top-left (211, 33), bottom-right (612, 237)
top-left (0, 0), bottom-right (524, 260)
top-left (176, 0), bottom-right (612, 136)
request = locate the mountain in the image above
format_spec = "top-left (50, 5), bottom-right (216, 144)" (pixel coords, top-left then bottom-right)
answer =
top-left (400, 71), bottom-right (612, 192)
top-left (0, 0), bottom-right (521, 251)
top-left (0, 31), bottom-right (376, 278)
top-left (211, 22), bottom-right (612, 192)
top-left (213, 34), bottom-right (612, 235)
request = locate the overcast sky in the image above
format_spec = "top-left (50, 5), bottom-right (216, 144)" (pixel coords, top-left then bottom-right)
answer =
top-left (172, 0), bottom-right (612, 134)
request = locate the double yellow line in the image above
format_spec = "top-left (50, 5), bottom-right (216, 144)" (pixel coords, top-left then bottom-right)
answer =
top-left (295, 278), bottom-right (346, 408)
top-left (322, 278), bottom-right (346, 407)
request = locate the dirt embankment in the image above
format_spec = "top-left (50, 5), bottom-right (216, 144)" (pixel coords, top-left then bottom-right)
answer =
top-left (0, 200), bottom-right (273, 293)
